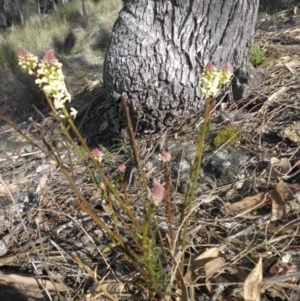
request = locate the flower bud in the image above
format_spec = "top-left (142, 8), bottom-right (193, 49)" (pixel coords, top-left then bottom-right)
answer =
top-left (199, 61), bottom-right (232, 97)
top-left (159, 151), bottom-right (171, 163)
top-left (219, 62), bottom-right (232, 85)
top-left (18, 46), bottom-right (38, 75)
top-left (151, 183), bottom-right (164, 206)
top-left (118, 164), bottom-right (126, 173)
top-left (92, 148), bottom-right (103, 163)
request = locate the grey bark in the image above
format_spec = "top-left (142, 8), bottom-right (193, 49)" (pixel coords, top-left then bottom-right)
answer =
top-left (0, 0), bottom-right (6, 28)
top-left (36, 0), bottom-right (41, 15)
top-left (52, 0), bottom-right (57, 11)
top-left (103, 0), bottom-right (259, 136)
top-left (15, 0), bottom-right (25, 26)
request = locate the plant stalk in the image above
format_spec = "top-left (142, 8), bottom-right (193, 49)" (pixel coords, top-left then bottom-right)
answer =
top-left (179, 97), bottom-right (213, 268)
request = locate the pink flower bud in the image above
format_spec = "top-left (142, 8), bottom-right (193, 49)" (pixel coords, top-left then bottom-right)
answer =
top-left (42, 50), bottom-right (59, 64)
top-left (119, 164), bottom-right (126, 173)
top-left (159, 151), bottom-right (171, 163)
top-left (219, 62), bottom-right (232, 85)
top-left (222, 62), bottom-right (231, 74)
top-left (205, 61), bottom-right (216, 71)
top-left (18, 46), bottom-right (32, 59)
top-left (18, 46), bottom-right (38, 74)
top-left (92, 148), bottom-right (103, 163)
top-left (151, 183), bottom-right (165, 206)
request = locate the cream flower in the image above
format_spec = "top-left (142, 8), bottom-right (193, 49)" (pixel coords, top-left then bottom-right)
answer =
top-left (70, 107), bottom-right (78, 119)
top-left (92, 148), bottom-right (103, 163)
top-left (35, 50), bottom-right (71, 109)
top-left (200, 62), bottom-right (232, 97)
top-left (18, 46), bottom-right (38, 75)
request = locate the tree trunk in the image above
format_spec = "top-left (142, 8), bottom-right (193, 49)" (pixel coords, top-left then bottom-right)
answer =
top-left (103, 0), bottom-right (259, 137)
top-left (0, 0), bottom-right (6, 28)
top-left (36, 0), bottom-right (41, 16)
top-left (15, 0), bottom-right (25, 26)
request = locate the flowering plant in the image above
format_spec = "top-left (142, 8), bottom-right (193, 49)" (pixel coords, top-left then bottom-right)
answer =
top-left (10, 49), bottom-right (235, 299)
top-left (180, 62), bottom-right (232, 260)
top-left (200, 61), bottom-right (232, 97)
top-left (18, 46), bottom-right (75, 115)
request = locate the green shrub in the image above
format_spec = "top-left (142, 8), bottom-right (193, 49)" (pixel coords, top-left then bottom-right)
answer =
top-left (250, 44), bottom-right (265, 67)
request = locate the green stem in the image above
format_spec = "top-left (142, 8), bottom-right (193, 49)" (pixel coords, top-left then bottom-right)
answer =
top-left (39, 85), bottom-right (104, 194)
top-left (179, 97), bottom-right (212, 267)
top-left (106, 191), bottom-right (120, 237)
top-left (142, 204), bottom-right (165, 298)
top-left (142, 204), bottom-right (154, 249)
top-left (164, 162), bottom-right (174, 249)
top-left (61, 106), bottom-right (142, 232)
top-left (73, 253), bottom-right (118, 301)
top-left (121, 175), bottom-right (130, 204)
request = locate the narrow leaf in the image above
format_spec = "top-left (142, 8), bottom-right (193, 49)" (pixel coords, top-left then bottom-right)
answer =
top-left (244, 257), bottom-right (262, 301)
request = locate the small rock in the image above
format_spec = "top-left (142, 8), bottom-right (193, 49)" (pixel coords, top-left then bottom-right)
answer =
top-left (279, 122), bottom-right (300, 143)
top-left (232, 62), bottom-right (265, 101)
top-left (202, 146), bottom-right (252, 185)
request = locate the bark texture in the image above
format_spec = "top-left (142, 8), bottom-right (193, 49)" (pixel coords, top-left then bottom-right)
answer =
top-left (0, 0), bottom-right (6, 28)
top-left (103, 0), bottom-right (259, 136)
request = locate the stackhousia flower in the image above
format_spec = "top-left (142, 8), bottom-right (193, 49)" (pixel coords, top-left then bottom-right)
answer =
top-left (18, 46), bottom-right (38, 75)
top-left (200, 61), bottom-right (232, 97)
top-left (35, 50), bottom-right (71, 110)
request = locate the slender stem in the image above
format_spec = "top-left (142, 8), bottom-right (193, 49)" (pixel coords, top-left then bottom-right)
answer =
top-left (120, 95), bottom-right (169, 296)
top-left (164, 162), bottom-right (174, 249)
top-left (142, 203), bottom-right (154, 254)
top-left (61, 106), bottom-right (142, 232)
top-left (74, 199), bottom-right (139, 259)
top-left (179, 97), bottom-right (212, 267)
top-left (120, 174), bottom-right (130, 204)
top-left (73, 253), bottom-right (118, 301)
top-left (141, 206), bottom-right (165, 298)
top-left (118, 175), bottom-right (142, 247)
top-left (121, 96), bottom-right (148, 206)
top-left (33, 74), bottom-right (57, 115)
top-left (0, 115), bottom-right (47, 153)
top-left (114, 211), bottom-right (142, 252)
top-left (34, 72), bottom-right (102, 188)
top-left (107, 191), bottom-right (120, 237)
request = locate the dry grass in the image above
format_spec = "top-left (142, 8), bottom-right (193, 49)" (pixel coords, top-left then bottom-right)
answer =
top-left (0, 0), bottom-right (122, 122)
top-left (0, 0), bottom-right (122, 65)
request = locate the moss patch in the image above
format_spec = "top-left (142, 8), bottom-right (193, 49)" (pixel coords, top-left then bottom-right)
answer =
top-left (213, 125), bottom-right (241, 147)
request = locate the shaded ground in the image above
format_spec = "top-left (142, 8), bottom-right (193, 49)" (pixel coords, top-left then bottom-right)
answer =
top-left (0, 4), bottom-right (300, 301)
